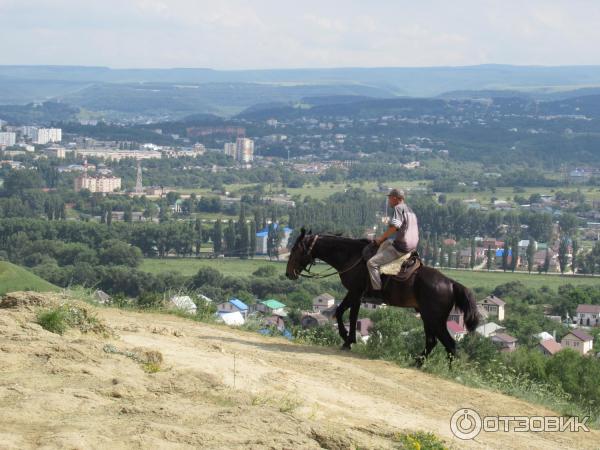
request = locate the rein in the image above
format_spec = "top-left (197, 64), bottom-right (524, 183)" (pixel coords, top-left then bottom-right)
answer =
top-left (298, 234), bottom-right (363, 279)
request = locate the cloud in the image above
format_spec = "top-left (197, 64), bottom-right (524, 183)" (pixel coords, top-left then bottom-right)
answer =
top-left (0, 0), bottom-right (599, 68)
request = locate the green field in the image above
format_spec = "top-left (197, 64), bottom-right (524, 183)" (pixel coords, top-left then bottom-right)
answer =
top-left (0, 261), bottom-right (60, 295)
top-left (170, 179), bottom-right (429, 201)
top-left (441, 268), bottom-right (599, 291)
top-left (140, 257), bottom-right (287, 277)
top-left (445, 186), bottom-right (600, 204)
top-left (141, 257), bottom-right (598, 292)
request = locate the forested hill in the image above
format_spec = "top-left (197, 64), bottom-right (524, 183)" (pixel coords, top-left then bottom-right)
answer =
top-left (239, 93), bottom-right (600, 120)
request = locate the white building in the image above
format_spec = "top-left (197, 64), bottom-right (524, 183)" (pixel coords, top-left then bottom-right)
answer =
top-left (21, 126), bottom-right (38, 139)
top-left (576, 304), bottom-right (600, 327)
top-left (36, 128), bottom-right (62, 145)
top-left (45, 146), bottom-right (67, 159)
top-left (0, 132), bottom-right (16, 147)
top-left (561, 330), bottom-right (593, 355)
top-left (236, 138), bottom-right (254, 163)
top-left (169, 295), bottom-right (197, 314)
top-left (478, 295), bottom-right (506, 321)
top-left (74, 173), bottom-right (122, 193)
top-left (75, 149), bottom-right (162, 161)
top-left (224, 142), bottom-right (237, 158)
top-left (312, 293), bottom-right (335, 312)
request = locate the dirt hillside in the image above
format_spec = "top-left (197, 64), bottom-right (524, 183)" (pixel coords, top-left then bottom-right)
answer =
top-left (1, 291), bottom-right (598, 449)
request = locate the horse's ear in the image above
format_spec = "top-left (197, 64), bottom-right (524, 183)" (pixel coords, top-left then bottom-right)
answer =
top-left (308, 229), bottom-right (312, 235)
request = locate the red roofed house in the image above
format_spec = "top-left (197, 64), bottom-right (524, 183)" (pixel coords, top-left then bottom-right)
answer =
top-left (491, 333), bottom-right (518, 352)
top-left (538, 339), bottom-right (562, 356)
top-left (561, 329), bottom-right (594, 355)
top-left (448, 306), bottom-right (464, 328)
top-left (478, 295), bottom-right (505, 321)
top-left (447, 320), bottom-right (467, 341)
top-left (443, 238), bottom-right (457, 247)
top-left (576, 304), bottom-right (600, 327)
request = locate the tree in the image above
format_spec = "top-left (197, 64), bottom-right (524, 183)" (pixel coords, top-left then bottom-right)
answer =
top-left (502, 244), bottom-right (509, 272)
top-left (212, 219), bottom-right (223, 254)
top-left (543, 248), bottom-right (550, 273)
top-left (558, 237), bottom-right (569, 274)
top-left (225, 220), bottom-right (236, 256)
top-left (2, 170), bottom-right (43, 195)
top-left (99, 240), bottom-right (142, 267)
top-left (143, 203), bottom-right (158, 221)
top-left (559, 213), bottom-right (578, 236)
top-left (486, 245), bottom-right (493, 271)
top-left (469, 240), bottom-right (475, 270)
top-left (526, 239), bottom-right (535, 274)
top-left (194, 218), bottom-right (203, 256)
top-left (267, 223), bottom-right (277, 260)
top-left (239, 222), bottom-right (250, 259)
top-left (192, 267), bottom-right (223, 288)
top-left (571, 239), bottom-right (578, 274)
top-left (253, 265), bottom-right (277, 277)
top-left (249, 220), bottom-right (256, 259)
top-left (511, 237), bottom-right (519, 272)
top-left (123, 204), bottom-right (132, 223)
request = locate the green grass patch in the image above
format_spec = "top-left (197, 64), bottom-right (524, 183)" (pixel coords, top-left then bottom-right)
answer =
top-left (140, 257), bottom-right (287, 277)
top-left (0, 261), bottom-right (59, 295)
top-left (37, 307), bottom-right (71, 334)
top-left (141, 257), bottom-right (598, 291)
top-left (392, 430), bottom-right (447, 449)
top-left (441, 268), bottom-right (600, 291)
top-left (445, 186), bottom-right (600, 203)
top-left (36, 303), bottom-right (107, 335)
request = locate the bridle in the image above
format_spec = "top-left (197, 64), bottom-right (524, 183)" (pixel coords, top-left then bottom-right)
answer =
top-left (295, 234), bottom-right (363, 279)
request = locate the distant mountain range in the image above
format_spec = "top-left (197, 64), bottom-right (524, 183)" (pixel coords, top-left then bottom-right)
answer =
top-left (2, 64), bottom-right (600, 120)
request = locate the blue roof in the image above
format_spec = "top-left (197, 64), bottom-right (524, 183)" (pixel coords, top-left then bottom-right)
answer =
top-left (229, 298), bottom-right (248, 311)
top-left (256, 223), bottom-right (293, 237)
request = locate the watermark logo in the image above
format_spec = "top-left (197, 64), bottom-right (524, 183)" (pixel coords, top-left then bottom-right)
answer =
top-left (450, 409), bottom-right (482, 440)
top-left (450, 408), bottom-right (590, 440)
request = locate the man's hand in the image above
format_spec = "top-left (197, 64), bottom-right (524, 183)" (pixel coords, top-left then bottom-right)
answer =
top-left (374, 237), bottom-right (383, 246)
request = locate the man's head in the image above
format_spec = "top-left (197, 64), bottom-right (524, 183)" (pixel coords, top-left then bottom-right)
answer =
top-left (387, 188), bottom-right (405, 207)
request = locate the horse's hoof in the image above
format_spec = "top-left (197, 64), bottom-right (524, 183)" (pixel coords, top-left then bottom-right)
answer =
top-left (340, 343), bottom-right (352, 351)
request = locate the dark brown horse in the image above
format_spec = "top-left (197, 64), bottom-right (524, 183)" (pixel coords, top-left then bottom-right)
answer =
top-left (286, 229), bottom-right (479, 363)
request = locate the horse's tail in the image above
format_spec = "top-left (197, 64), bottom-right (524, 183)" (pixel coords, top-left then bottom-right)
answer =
top-left (452, 281), bottom-right (479, 332)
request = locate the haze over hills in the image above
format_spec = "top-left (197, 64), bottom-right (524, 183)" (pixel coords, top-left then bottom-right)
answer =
top-left (2, 64), bottom-right (600, 119)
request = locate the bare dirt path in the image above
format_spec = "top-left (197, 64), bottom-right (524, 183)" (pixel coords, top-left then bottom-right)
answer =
top-left (1, 293), bottom-right (598, 449)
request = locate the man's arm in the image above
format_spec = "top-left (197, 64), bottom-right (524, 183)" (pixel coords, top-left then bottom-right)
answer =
top-left (375, 224), bottom-right (398, 245)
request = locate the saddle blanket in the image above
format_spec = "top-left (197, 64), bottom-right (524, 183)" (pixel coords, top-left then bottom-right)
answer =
top-left (381, 252), bottom-right (422, 282)
top-left (381, 252), bottom-right (413, 275)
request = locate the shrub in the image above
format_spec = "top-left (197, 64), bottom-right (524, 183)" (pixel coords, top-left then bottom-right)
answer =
top-left (37, 304), bottom-right (106, 335)
top-left (37, 307), bottom-right (70, 334)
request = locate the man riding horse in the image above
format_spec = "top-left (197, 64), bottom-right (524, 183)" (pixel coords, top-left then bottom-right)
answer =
top-left (367, 188), bottom-right (419, 295)
top-left (286, 188), bottom-right (479, 362)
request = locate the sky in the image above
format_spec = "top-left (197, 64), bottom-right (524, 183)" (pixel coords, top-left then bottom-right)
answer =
top-left (1, 0), bottom-right (599, 69)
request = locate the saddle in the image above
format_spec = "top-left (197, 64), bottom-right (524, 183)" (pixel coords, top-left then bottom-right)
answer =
top-left (361, 242), bottom-right (422, 283)
top-left (383, 252), bottom-right (421, 282)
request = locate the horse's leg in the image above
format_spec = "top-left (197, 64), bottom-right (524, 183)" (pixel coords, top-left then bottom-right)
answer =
top-left (343, 298), bottom-right (361, 350)
top-left (334, 293), bottom-right (351, 343)
top-left (415, 324), bottom-right (437, 367)
top-left (436, 326), bottom-right (457, 367)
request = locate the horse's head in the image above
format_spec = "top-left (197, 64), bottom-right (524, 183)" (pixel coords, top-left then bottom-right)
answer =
top-left (286, 227), bottom-right (315, 280)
